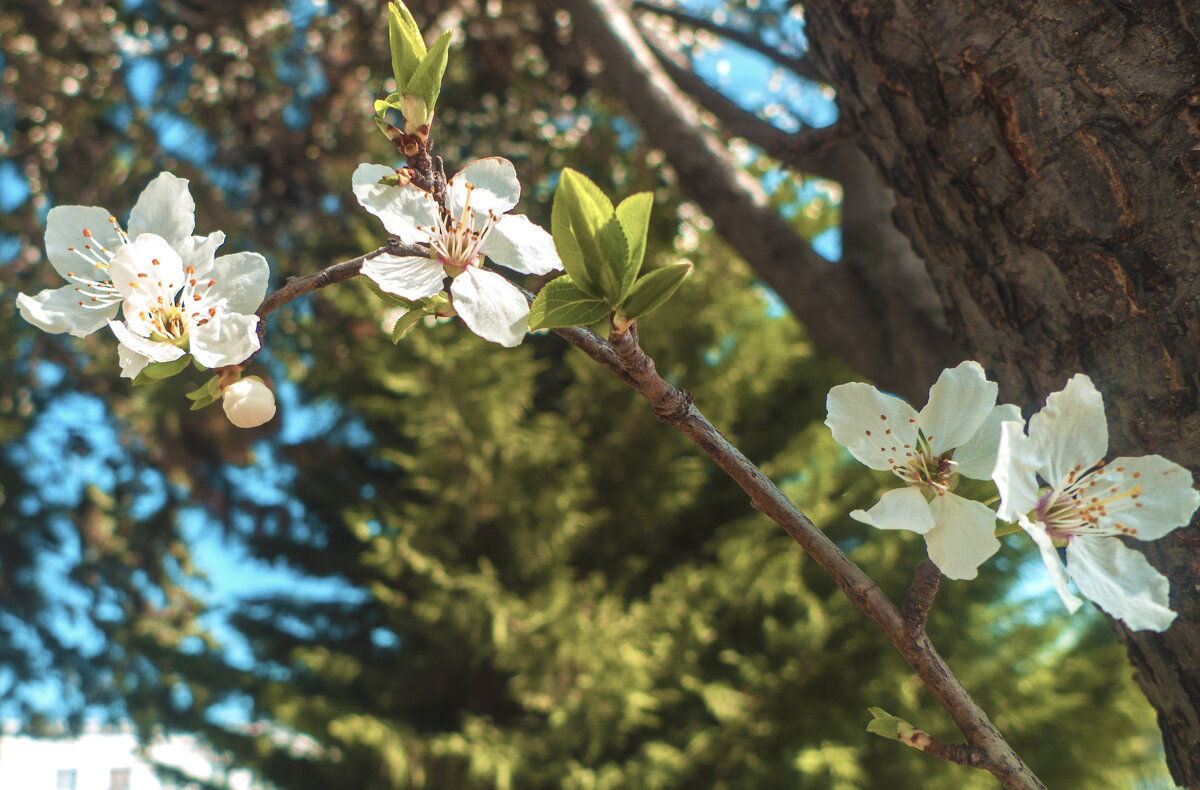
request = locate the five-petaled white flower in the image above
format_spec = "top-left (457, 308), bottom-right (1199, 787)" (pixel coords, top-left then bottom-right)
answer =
top-left (826, 362), bottom-right (1019, 580)
top-left (107, 232), bottom-right (267, 379)
top-left (18, 172), bottom-right (231, 338)
top-left (352, 157), bottom-right (562, 347)
top-left (993, 374), bottom-right (1198, 631)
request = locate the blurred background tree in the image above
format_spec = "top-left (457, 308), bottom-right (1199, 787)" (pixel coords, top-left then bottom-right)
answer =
top-left (0, 0), bottom-right (1176, 787)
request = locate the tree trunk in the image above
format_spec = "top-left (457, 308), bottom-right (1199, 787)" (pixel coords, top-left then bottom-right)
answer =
top-left (801, 1), bottom-right (1200, 784)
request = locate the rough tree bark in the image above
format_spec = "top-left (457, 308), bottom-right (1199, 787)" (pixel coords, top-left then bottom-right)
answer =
top-left (798, 1), bottom-right (1200, 785)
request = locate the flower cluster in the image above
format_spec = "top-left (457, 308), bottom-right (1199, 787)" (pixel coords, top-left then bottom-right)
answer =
top-left (16, 172), bottom-right (275, 427)
top-left (827, 365), bottom-right (1198, 631)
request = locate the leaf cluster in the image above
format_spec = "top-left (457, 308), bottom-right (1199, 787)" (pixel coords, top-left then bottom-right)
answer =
top-left (529, 169), bottom-right (690, 332)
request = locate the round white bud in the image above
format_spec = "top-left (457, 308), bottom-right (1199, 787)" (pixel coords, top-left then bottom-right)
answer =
top-left (222, 376), bottom-right (276, 428)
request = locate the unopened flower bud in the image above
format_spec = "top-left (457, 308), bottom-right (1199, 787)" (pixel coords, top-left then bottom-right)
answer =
top-left (222, 376), bottom-right (276, 428)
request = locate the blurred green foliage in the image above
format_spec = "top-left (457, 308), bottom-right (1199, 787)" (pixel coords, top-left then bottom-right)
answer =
top-left (0, 0), bottom-right (1170, 787)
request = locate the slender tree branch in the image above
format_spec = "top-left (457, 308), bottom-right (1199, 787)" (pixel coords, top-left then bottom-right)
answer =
top-left (635, 18), bottom-right (849, 175)
top-left (902, 560), bottom-right (942, 635)
top-left (549, 321), bottom-right (1045, 790)
top-left (245, 241), bottom-right (428, 364)
top-left (256, 242), bottom-right (425, 321)
top-left (631, 0), bottom-right (823, 83)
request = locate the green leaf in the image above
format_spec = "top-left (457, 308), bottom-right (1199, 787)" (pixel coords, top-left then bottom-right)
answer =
top-left (555, 169), bottom-right (620, 300)
top-left (390, 293), bottom-right (451, 343)
top-left (561, 167), bottom-right (614, 216)
top-left (595, 214), bottom-right (632, 303)
top-left (616, 261), bottom-right (691, 320)
top-left (388, 1), bottom-right (426, 88)
top-left (131, 356), bottom-right (192, 387)
top-left (865, 707), bottom-right (917, 741)
top-left (402, 29), bottom-right (452, 128)
top-left (185, 375), bottom-right (224, 411)
top-left (528, 276), bottom-right (611, 329)
top-left (550, 173), bottom-right (600, 297)
top-left (614, 192), bottom-right (653, 279)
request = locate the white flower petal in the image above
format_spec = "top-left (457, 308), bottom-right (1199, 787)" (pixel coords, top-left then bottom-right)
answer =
top-left (917, 361), bottom-right (997, 455)
top-left (109, 234), bottom-right (185, 302)
top-left (1087, 455), bottom-right (1200, 542)
top-left (1020, 515), bottom-right (1082, 614)
top-left (1067, 537), bottom-right (1176, 632)
top-left (361, 254), bottom-right (445, 300)
top-left (848, 486), bottom-right (935, 534)
top-left (117, 343), bottom-right (151, 379)
top-left (482, 214), bottom-right (563, 275)
top-left (108, 320), bottom-right (186, 364)
top-left (128, 172), bottom-right (196, 245)
top-left (17, 286), bottom-right (119, 337)
top-left (352, 163), bottom-right (439, 243)
top-left (924, 494), bottom-right (1000, 580)
top-left (449, 267), bottom-right (530, 347)
top-left (825, 382), bottom-right (921, 472)
top-left (208, 251), bottom-right (270, 315)
top-left (45, 205), bottom-right (124, 282)
top-left (190, 311), bottom-right (260, 369)
top-left (177, 231), bottom-right (226, 277)
top-left (1029, 374), bottom-right (1108, 486)
top-left (993, 421), bottom-right (1044, 523)
top-left (954, 403), bottom-right (1022, 479)
top-left (448, 157), bottom-right (520, 217)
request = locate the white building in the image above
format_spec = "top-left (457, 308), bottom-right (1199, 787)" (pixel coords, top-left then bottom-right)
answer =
top-left (0, 727), bottom-right (266, 790)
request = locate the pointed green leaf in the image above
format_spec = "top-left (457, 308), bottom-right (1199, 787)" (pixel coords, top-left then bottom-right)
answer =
top-left (595, 214), bottom-right (632, 303)
top-left (528, 276), bottom-right (611, 329)
top-left (551, 170), bottom-right (609, 297)
top-left (390, 293), bottom-right (451, 343)
top-left (185, 375), bottom-right (222, 402)
top-left (392, 310), bottom-right (429, 343)
top-left (388, 1), bottom-right (426, 88)
top-left (865, 707), bottom-right (918, 741)
top-left (131, 356), bottom-right (193, 387)
top-left (402, 29), bottom-right (452, 128)
top-left (614, 191), bottom-right (653, 279)
top-left (616, 261), bottom-right (691, 320)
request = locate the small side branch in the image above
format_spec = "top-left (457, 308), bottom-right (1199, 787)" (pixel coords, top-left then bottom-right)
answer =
top-left (896, 727), bottom-right (986, 768)
top-left (247, 241), bottom-right (428, 363)
top-left (256, 241), bottom-right (425, 321)
top-left (636, 18), bottom-right (847, 176)
top-left (631, 0), bottom-right (823, 83)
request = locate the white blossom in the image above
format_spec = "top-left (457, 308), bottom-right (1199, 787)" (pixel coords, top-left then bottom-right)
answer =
top-left (222, 376), bottom-right (276, 428)
top-left (352, 157), bottom-right (562, 347)
top-left (993, 374), bottom-right (1199, 631)
top-left (826, 362), bottom-right (1018, 580)
top-left (106, 232), bottom-right (268, 379)
top-left (17, 172), bottom-right (226, 337)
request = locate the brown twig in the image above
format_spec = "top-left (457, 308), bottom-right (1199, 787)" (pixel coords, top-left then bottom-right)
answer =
top-left (246, 241), bottom-right (429, 363)
top-left (555, 321), bottom-right (1045, 790)
top-left (896, 726), bottom-right (987, 768)
top-left (901, 560), bottom-right (942, 635)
